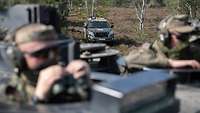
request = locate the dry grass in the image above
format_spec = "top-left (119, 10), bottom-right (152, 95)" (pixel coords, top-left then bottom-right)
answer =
top-left (106, 7), bottom-right (170, 42)
top-left (67, 7), bottom-right (171, 55)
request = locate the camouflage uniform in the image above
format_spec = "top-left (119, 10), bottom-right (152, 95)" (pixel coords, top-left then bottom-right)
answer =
top-left (3, 73), bottom-right (35, 104)
top-left (124, 15), bottom-right (199, 70)
top-left (1, 24), bottom-right (90, 104)
top-left (124, 41), bottom-right (169, 69)
top-left (3, 72), bottom-right (90, 104)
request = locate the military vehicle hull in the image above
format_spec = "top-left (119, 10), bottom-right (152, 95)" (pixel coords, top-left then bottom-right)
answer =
top-left (0, 71), bottom-right (180, 113)
top-left (0, 42), bottom-right (199, 113)
top-left (0, 86), bottom-right (198, 113)
top-left (0, 81), bottom-right (199, 113)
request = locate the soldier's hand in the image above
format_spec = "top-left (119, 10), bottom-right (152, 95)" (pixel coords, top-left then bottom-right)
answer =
top-left (66, 60), bottom-right (90, 79)
top-left (185, 60), bottom-right (200, 69)
top-left (35, 65), bottom-right (66, 100)
top-left (168, 59), bottom-right (200, 69)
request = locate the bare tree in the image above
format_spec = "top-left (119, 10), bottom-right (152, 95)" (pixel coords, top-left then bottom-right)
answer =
top-left (91, 0), bottom-right (96, 17)
top-left (85, 0), bottom-right (89, 17)
top-left (180, 0), bottom-right (199, 18)
top-left (133, 0), bottom-right (147, 31)
top-left (184, 2), bottom-right (192, 18)
top-left (67, 0), bottom-right (73, 12)
top-left (166, 0), bottom-right (200, 18)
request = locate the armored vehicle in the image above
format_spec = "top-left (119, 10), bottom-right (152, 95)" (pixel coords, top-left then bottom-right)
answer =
top-left (83, 17), bottom-right (114, 42)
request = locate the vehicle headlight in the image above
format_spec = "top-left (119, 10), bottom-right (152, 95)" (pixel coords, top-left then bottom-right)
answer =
top-left (88, 31), bottom-right (95, 38)
top-left (109, 31), bottom-right (114, 38)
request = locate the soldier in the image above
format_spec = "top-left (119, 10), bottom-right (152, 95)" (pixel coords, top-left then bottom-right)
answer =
top-left (124, 15), bottom-right (200, 71)
top-left (3, 23), bottom-right (90, 104)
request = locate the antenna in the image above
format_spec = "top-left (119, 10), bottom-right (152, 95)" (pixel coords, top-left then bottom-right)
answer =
top-left (91, 0), bottom-right (95, 17)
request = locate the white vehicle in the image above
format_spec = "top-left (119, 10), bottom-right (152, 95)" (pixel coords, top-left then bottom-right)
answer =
top-left (83, 17), bottom-right (114, 42)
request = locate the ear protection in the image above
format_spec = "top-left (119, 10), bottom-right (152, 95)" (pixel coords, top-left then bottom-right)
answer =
top-left (159, 30), bottom-right (170, 42)
top-left (5, 25), bottom-right (28, 73)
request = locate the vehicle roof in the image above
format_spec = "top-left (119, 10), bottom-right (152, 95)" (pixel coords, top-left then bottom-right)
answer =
top-left (87, 17), bottom-right (107, 22)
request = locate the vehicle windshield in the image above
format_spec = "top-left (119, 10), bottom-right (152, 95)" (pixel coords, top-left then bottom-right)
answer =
top-left (87, 21), bottom-right (110, 28)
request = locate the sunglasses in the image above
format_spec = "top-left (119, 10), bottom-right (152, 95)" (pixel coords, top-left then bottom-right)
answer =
top-left (22, 47), bottom-right (54, 58)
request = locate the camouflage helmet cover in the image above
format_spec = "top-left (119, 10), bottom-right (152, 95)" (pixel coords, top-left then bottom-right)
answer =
top-left (14, 24), bottom-right (58, 45)
top-left (158, 14), bottom-right (195, 33)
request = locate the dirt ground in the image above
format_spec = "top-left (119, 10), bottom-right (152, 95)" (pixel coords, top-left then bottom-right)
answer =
top-left (67, 7), bottom-right (170, 55)
top-left (106, 7), bottom-right (170, 40)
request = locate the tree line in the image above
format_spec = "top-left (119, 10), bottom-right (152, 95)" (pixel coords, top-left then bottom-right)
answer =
top-left (1, 0), bottom-right (199, 17)
top-left (1, 0), bottom-right (199, 32)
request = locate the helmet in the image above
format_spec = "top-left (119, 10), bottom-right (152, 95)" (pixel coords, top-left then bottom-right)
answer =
top-left (5, 23), bottom-right (58, 73)
top-left (8, 24), bottom-right (58, 44)
top-left (158, 14), bottom-right (195, 42)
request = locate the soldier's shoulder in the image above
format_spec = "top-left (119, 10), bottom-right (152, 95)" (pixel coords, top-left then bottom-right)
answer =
top-left (151, 40), bottom-right (166, 50)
